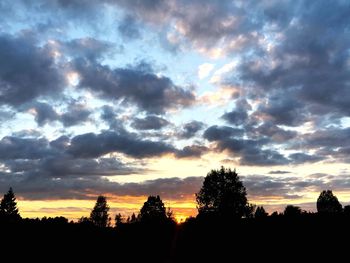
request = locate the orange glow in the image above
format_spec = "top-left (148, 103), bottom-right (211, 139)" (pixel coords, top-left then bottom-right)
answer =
top-left (17, 196), bottom-right (198, 223)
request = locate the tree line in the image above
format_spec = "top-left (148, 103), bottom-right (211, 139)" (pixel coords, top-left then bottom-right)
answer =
top-left (1, 166), bottom-right (350, 225)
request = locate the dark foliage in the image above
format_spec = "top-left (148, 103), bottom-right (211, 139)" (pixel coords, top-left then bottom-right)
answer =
top-left (139, 195), bottom-right (167, 222)
top-left (255, 206), bottom-right (268, 218)
top-left (196, 167), bottom-right (249, 219)
top-left (0, 187), bottom-right (21, 221)
top-left (317, 190), bottom-right (342, 214)
top-left (283, 205), bottom-right (302, 217)
top-left (90, 195), bottom-right (110, 227)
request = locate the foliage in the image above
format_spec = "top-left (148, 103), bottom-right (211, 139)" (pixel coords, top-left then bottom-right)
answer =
top-left (317, 190), bottom-right (342, 214)
top-left (283, 205), bottom-right (302, 217)
top-left (115, 213), bottom-right (124, 227)
top-left (140, 195), bottom-right (167, 222)
top-left (90, 195), bottom-right (110, 227)
top-left (196, 167), bottom-right (249, 218)
top-left (0, 187), bottom-right (21, 220)
top-left (255, 206), bottom-right (268, 218)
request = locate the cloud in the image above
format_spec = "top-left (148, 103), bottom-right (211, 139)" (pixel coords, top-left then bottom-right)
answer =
top-left (26, 101), bottom-right (91, 127)
top-left (0, 174), bottom-right (204, 200)
top-left (74, 60), bottom-right (195, 114)
top-left (252, 122), bottom-right (297, 143)
top-left (175, 145), bottom-right (208, 158)
top-left (63, 37), bottom-right (113, 61)
top-left (268, 170), bottom-right (291, 175)
top-left (68, 130), bottom-right (175, 159)
top-left (242, 172), bottom-right (350, 202)
top-left (288, 153), bottom-right (324, 164)
top-left (203, 125), bottom-right (244, 141)
top-left (27, 102), bottom-right (59, 126)
top-left (118, 14), bottom-right (141, 39)
top-left (198, 63), bottom-right (214, 79)
top-left (0, 136), bottom-right (52, 160)
top-left (60, 102), bottom-right (91, 127)
top-left (0, 33), bottom-right (64, 106)
top-left (178, 121), bottom-right (205, 139)
top-left (131, 115), bottom-right (169, 130)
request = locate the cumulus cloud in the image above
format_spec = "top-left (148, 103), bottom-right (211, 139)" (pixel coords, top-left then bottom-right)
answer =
top-left (178, 121), bottom-right (205, 139)
top-left (131, 115), bottom-right (169, 130)
top-left (74, 60), bottom-right (195, 114)
top-left (0, 33), bottom-right (64, 106)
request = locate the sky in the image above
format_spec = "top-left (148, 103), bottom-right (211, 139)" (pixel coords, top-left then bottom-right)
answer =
top-left (1, 0), bottom-right (350, 222)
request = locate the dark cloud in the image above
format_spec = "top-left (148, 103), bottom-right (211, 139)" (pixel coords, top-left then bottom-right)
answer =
top-left (74, 60), bottom-right (195, 114)
top-left (63, 37), bottom-right (113, 61)
top-left (68, 130), bottom-right (175, 159)
top-left (178, 121), bottom-right (205, 139)
top-left (289, 153), bottom-right (324, 164)
top-left (239, 148), bottom-right (289, 166)
top-left (252, 122), bottom-right (297, 143)
top-left (268, 170), bottom-right (291, 175)
top-left (222, 110), bottom-right (248, 126)
top-left (60, 103), bottom-right (91, 127)
top-left (27, 102), bottom-right (59, 126)
top-left (221, 99), bottom-right (251, 126)
top-left (243, 172), bottom-right (350, 202)
top-left (0, 136), bottom-right (52, 160)
top-left (131, 115), bottom-right (169, 130)
top-left (0, 33), bottom-right (64, 106)
top-left (175, 145), bottom-right (208, 158)
top-left (118, 15), bottom-right (141, 39)
top-left (255, 93), bottom-right (307, 127)
top-left (203, 125), bottom-right (244, 141)
top-left (26, 101), bottom-right (91, 127)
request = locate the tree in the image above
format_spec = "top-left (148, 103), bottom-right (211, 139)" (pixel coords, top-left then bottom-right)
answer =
top-left (0, 187), bottom-right (21, 220)
top-left (255, 206), bottom-right (268, 218)
top-left (139, 195), bottom-right (166, 222)
top-left (196, 167), bottom-right (249, 219)
top-left (166, 207), bottom-right (175, 221)
top-left (283, 205), bottom-right (302, 217)
top-left (90, 195), bottom-right (110, 227)
top-left (343, 205), bottom-right (350, 216)
top-left (115, 213), bottom-right (124, 227)
top-left (317, 190), bottom-right (342, 214)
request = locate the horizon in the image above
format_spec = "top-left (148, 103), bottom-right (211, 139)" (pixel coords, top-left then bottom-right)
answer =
top-left (1, 0), bottom-right (350, 222)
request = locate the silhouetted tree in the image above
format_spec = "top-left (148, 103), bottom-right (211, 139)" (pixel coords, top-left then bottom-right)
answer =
top-left (140, 195), bottom-right (167, 222)
top-left (284, 205), bottom-right (302, 217)
top-left (115, 213), bottom-right (124, 227)
top-left (0, 187), bottom-right (21, 220)
top-left (90, 195), bottom-right (110, 227)
top-left (271, 211), bottom-right (280, 217)
top-left (343, 205), bottom-right (350, 216)
top-left (245, 204), bottom-right (256, 218)
top-left (166, 207), bottom-right (175, 221)
top-left (196, 167), bottom-right (249, 218)
top-left (78, 216), bottom-right (92, 225)
top-left (317, 190), bottom-right (342, 214)
top-left (255, 206), bottom-right (268, 218)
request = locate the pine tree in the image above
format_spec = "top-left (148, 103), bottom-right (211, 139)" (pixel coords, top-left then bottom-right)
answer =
top-left (0, 187), bottom-right (21, 220)
top-left (90, 195), bottom-right (110, 227)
